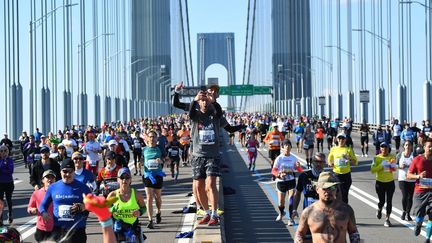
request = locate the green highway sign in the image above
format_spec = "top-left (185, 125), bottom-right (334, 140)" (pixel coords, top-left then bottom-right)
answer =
top-left (175, 85), bottom-right (272, 96)
top-left (253, 86), bottom-right (272, 95)
top-left (230, 84), bottom-right (254, 96)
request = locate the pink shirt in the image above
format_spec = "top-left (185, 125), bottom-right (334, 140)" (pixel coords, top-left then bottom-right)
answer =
top-left (28, 188), bottom-right (54, 231)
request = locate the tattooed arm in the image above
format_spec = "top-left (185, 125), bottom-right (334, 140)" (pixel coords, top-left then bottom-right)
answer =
top-left (295, 206), bottom-right (311, 243)
top-left (347, 205), bottom-right (360, 243)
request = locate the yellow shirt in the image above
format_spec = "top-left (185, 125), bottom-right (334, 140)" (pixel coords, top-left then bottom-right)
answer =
top-left (370, 153), bottom-right (396, 183)
top-left (328, 146), bottom-right (358, 174)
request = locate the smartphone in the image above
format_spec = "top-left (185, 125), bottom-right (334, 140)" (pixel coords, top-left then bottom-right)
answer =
top-left (200, 85), bottom-right (207, 92)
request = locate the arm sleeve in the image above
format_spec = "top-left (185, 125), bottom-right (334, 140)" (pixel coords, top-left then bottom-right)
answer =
top-left (296, 174), bottom-right (305, 192)
top-left (172, 92), bottom-right (189, 111)
top-left (213, 102), bottom-right (223, 118)
top-left (188, 101), bottom-right (199, 121)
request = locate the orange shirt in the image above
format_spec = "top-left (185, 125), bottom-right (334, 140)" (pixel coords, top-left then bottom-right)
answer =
top-left (315, 127), bottom-right (325, 139)
top-left (177, 129), bottom-right (191, 145)
top-left (264, 131), bottom-right (284, 150)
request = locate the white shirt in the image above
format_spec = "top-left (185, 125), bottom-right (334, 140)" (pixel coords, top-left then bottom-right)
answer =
top-left (398, 152), bottom-right (416, 182)
top-left (85, 140), bottom-right (102, 163)
top-left (273, 154), bottom-right (298, 182)
top-left (62, 138), bottom-right (77, 157)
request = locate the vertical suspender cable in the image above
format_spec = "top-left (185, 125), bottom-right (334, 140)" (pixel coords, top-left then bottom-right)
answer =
top-left (178, 0), bottom-right (189, 86)
top-left (240, 0), bottom-right (251, 110)
top-left (185, 0), bottom-right (194, 86)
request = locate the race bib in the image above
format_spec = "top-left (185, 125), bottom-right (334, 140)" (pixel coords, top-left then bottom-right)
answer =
top-left (378, 135), bottom-right (384, 142)
top-left (381, 160), bottom-right (395, 173)
top-left (181, 136), bottom-right (188, 142)
top-left (248, 147), bottom-right (256, 153)
top-left (335, 158), bottom-right (347, 168)
top-left (199, 130), bottom-right (215, 145)
top-left (58, 205), bottom-right (74, 221)
top-left (270, 140), bottom-right (280, 146)
top-left (89, 159), bottom-right (98, 167)
top-left (170, 149), bottom-right (179, 157)
top-left (147, 159), bottom-right (159, 170)
top-left (419, 178), bottom-right (432, 189)
top-left (134, 142), bottom-right (141, 149)
top-left (303, 144), bottom-right (310, 150)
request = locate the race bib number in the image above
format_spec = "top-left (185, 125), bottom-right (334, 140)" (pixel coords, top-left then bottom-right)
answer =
top-left (270, 140), bottom-right (280, 146)
top-left (147, 159), bottom-right (159, 170)
top-left (89, 159), bottom-right (98, 167)
top-left (181, 136), bottom-right (188, 142)
top-left (199, 130), bottom-right (215, 145)
top-left (335, 158), bottom-right (347, 168)
top-left (58, 205), bottom-right (74, 221)
top-left (378, 135), bottom-right (384, 142)
top-left (248, 147), bottom-right (256, 153)
top-left (419, 178), bottom-right (432, 189)
top-left (303, 144), bottom-right (310, 150)
top-left (170, 149), bottom-right (179, 157)
top-left (381, 160), bottom-right (395, 173)
top-left (134, 142), bottom-right (141, 149)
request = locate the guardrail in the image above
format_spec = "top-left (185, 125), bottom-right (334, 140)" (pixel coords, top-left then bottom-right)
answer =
top-left (10, 141), bottom-right (24, 162)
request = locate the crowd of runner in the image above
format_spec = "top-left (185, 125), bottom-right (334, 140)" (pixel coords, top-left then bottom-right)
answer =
top-left (1, 82), bottom-right (432, 242)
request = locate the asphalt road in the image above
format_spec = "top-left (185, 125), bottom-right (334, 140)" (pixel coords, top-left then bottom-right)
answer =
top-left (221, 131), bottom-right (428, 243)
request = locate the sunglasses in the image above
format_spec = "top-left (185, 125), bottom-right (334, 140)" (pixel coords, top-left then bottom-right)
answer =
top-left (120, 175), bottom-right (131, 180)
top-left (73, 158), bottom-right (85, 161)
top-left (0, 150), bottom-right (8, 153)
top-left (61, 169), bottom-right (74, 174)
top-left (322, 185), bottom-right (338, 191)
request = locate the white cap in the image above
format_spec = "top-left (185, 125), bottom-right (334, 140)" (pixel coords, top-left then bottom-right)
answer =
top-left (108, 140), bottom-right (118, 146)
top-left (272, 122), bottom-right (278, 127)
top-left (336, 132), bottom-right (346, 139)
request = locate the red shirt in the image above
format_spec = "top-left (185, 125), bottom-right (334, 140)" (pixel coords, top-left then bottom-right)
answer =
top-left (97, 165), bottom-right (120, 183)
top-left (28, 188), bottom-right (54, 231)
top-left (408, 155), bottom-right (432, 193)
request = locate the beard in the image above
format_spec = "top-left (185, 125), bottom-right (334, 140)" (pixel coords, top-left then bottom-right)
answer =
top-left (322, 198), bottom-right (334, 205)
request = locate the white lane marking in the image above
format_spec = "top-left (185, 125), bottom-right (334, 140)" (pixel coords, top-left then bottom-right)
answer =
top-left (177, 197), bottom-right (195, 243)
top-left (21, 227), bottom-right (37, 240)
top-left (13, 180), bottom-right (22, 185)
top-left (17, 217), bottom-right (37, 233)
top-left (292, 151), bottom-right (427, 239)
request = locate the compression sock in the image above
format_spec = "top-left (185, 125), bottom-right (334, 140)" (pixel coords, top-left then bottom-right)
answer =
top-left (427, 221), bottom-right (432, 238)
top-left (278, 206), bottom-right (285, 215)
top-left (361, 147), bottom-right (364, 155)
top-left (416, 216), bottom-right (424, 224)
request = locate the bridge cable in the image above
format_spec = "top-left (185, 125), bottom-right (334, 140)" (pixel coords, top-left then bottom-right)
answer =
top-left (184, 0), bottom-right (194, 86)
top-left (240, 0), bottom-right (252, 110)
top-left (179, 0), bottom-right (190, 86)
top-left (242, 0), bottom-right (257, 111)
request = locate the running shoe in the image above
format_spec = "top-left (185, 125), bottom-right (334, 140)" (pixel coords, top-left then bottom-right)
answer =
top-left (199, 215), bottom-right (211, 225)
top-left (217, 208), bottom-right (224, 216)
top-left (407, 214), bottom-right (413, 221)
top-left (288, 219), bottom-right (295, 226)
top-left (208, 216), bottom-right (219, 226)
top-left (384, 219), bottom-right (392, 227)
top-left (401, 212), bottom-right (406, 221)
top-left (147, 221), bottom-right (154, 229)
top-left (376, 208), bottom-right (382, 219)
top-left (196, 209), bottom-right (206, 216)
top-left (414, 221), bottom-right (422, 236)
top-left (156, 213), bottom-right (162, 224)
top-left (275, 211), bottom-right (286, 221)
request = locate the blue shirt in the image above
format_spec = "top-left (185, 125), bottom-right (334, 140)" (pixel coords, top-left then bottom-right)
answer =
top-left (74, 169), bottom-right (95, 186)
top-left (39, 179), bottom-right (91, 229)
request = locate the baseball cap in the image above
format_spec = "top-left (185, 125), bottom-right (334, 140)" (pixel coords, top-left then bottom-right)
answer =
top-left (272, 122), bottom-right (278, 127)
top-left (106, 151), bottom-right (116, 160)
top-left (58, 143), bottom-right (65, 149)
top-left (60, 158), bottom-right (75, 170)
top-left (313, 172), bottom-right (341, 189)
top-left (42, 169), bottom-right (56, 179)
top-left (336, 133), bottom-right (346, 139)
top-left (117, 167), bottom-right (131, 177)
top-left (380, 142), bottom-right (390, 148)
top-left (72, 151), bottom-right (84, 160)
top-left (108, 140), bottom-right (118, 146)
top-left (40, 147), bottom-right (50, 154)
top-left (207, 84), bottom-right (220, 93)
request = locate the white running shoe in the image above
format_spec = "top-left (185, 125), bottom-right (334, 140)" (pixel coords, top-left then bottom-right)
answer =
top-left (288, 219), bottom-right (295, 226)
top-left (275, 211), bottom-right (286, 221)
